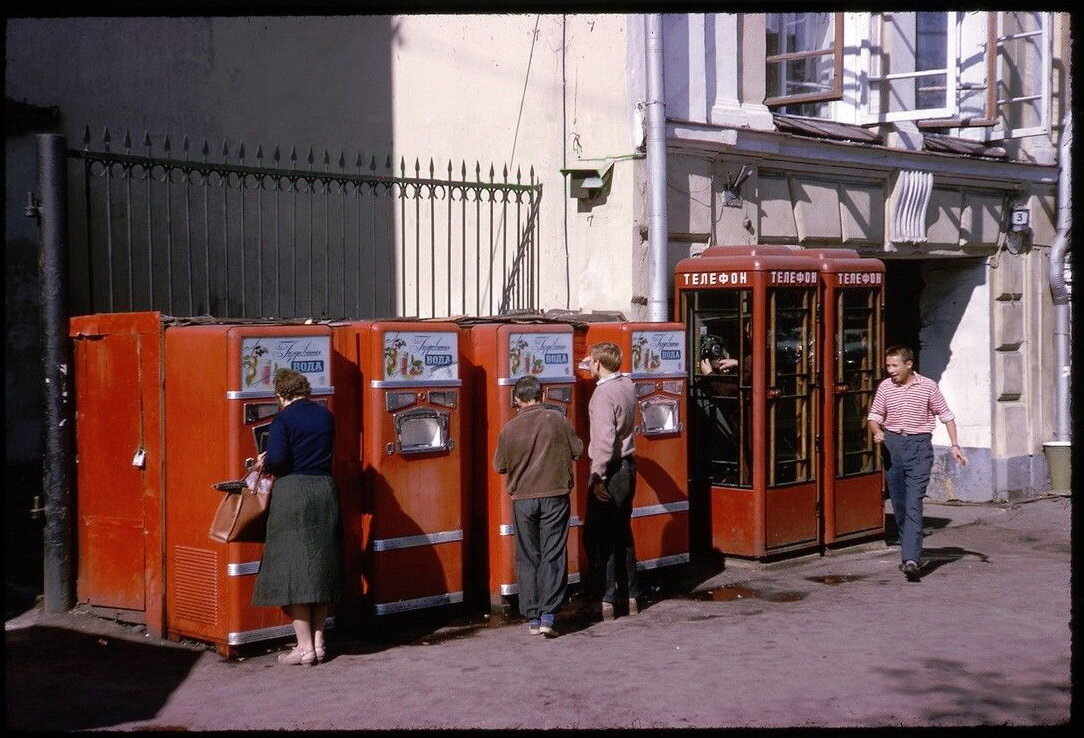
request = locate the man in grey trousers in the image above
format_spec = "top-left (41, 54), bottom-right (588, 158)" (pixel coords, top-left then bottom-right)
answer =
top-left (582, 341), bottom-right (640, 621)
top-left (493, 375), bottom-right (584, 637)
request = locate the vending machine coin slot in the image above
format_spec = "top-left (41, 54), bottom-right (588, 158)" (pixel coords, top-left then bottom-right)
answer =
top-left (386, 391), bottom-right (418, 412)
top-left (545, 385), bottom-right (571, 403)
top-left (394, 407), bottom-right (451, 454)
top-left (428, 390), bottom-right (458, 408)
top-left (244, 402), bottom-right (279, 424)
top-left (251, 422), bottom-right (273, 455)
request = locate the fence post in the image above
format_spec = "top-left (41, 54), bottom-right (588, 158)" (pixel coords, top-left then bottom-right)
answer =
top-left (36, 133), bottom-right (76, 613)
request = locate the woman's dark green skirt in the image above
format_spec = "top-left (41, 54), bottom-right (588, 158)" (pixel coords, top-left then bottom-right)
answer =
top-left (252, 473), bottom-right (343, 607)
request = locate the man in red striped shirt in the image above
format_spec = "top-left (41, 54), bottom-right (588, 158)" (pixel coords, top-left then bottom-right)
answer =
top-left (867, 345), bottom-right (969, 582)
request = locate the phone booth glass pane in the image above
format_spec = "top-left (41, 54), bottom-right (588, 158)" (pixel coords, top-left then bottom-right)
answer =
top-left (688, 290), bottom-right (753, 488)
top-left (769, 289), bottom-right (814, 486)
top-left (838, 288), bottom-right (882, 476)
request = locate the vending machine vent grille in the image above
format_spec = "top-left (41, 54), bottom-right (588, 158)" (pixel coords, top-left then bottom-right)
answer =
top-left (173, 546), bottom-right (219, 625)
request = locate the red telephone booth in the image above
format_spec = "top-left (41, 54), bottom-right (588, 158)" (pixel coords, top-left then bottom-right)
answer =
top-left (332, 321), bottom-right (468, 617)
top-left (575, 322), bottom-right (690, 573)
top-left (71, 312), bottom-right (344, 655)
top-left (458, 320), bottom-right (583, 612)
top-left (804, 249), bottom-right (886, 546)
top-left (675, 246), bottom-right (821, 558)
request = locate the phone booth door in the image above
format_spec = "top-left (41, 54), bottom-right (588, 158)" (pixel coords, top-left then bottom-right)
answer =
top-left (812, 250), bottom-right (886, 545)
top-left (677, 246), bottom-right (820, 559)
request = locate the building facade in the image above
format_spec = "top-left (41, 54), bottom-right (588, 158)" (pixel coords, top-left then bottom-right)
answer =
top-left (5, 12), bottom-right (1070, 509)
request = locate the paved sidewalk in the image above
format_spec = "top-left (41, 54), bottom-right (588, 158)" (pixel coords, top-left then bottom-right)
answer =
top-left (5, 496), bottom-right (1071, 729)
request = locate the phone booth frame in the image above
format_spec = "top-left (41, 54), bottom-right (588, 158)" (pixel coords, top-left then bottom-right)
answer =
top-left (804, 249), bottom-right (886, 546)
top-left (675, 246), bottom-right (822, 559)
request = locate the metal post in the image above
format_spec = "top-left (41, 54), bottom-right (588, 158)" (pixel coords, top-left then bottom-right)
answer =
top-left (37, 133), bottom-right (76, 613)
top-left (645, 13), bottom-right (670, 323)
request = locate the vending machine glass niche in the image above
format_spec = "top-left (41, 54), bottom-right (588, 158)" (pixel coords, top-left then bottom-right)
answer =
top-left (395, 408), bottom-right (451, 454)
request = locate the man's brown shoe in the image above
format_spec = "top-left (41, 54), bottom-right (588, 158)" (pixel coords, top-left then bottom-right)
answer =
top-left (628, 597), bottom-right (639, 615)
top-left (600, 601), bottom-right (615, 621)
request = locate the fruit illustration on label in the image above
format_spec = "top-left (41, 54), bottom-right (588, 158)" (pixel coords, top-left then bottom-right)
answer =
top-left (384, 338), bottom-right (406, 376)
top-left (408, 359), bottom-right (425, 376)
top-left (631, 336), bottom-right (648, 371)
top-left (510, 339), bottom-right (528, 375)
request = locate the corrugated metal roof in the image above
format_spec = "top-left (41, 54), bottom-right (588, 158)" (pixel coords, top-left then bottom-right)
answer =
top-left (773, 114), bottom-right (883, 144)
top-left (923, 133), bottom-right (1008, 159)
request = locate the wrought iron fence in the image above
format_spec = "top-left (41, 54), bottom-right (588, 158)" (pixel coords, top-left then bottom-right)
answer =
top-left (66, 127), bottom-right (542, 319)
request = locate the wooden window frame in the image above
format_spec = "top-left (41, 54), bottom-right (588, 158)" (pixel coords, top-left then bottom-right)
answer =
top-left (764, 12), bottom-right (845, 108)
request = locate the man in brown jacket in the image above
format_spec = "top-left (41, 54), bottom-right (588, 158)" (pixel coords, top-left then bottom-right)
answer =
top-left (582, 341), bottom-right (639, 621)
top-left (493, 375), bottom-right (584, 637)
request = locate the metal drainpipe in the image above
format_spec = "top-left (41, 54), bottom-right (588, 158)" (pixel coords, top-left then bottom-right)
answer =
top-left (32, 134), bottom-right (76, 613)
top-left (645, 13), bottom-right (670, 323)
top-left (1048, 114), bottom-right (1072, 442)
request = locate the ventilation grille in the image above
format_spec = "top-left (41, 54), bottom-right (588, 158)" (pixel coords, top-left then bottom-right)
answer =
top-left (173, 546), bottom-right (219, 625)
top-left (890, 170), bottom-right (933, 244)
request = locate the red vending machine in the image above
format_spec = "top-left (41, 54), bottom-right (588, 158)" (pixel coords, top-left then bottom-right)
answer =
top-left (332, 321), bottom-right (467, 617)
top-left (70, 312), bottom-right (343, 654)
top-left (459, 320), bottom-right (582, 612)
top-left (805, 249), bottom-right (886, 546)
top-left (575, 322), bottom-right (690, 573)
top-left (163, 320), bottom-right (338, 653)
top-left (675, 246), bottom-right (821, 559)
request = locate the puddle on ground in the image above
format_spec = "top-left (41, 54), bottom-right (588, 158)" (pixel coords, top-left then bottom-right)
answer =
top-left (687, 584), bottom-right (806, 604)
top-left (806, 574), bottom-right (866, 586)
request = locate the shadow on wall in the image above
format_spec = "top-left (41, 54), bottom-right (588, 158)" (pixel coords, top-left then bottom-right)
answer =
top-left (916, 258), bottom-right (987, 384)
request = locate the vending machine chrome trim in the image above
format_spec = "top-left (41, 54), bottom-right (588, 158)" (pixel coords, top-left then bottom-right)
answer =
top-left (500, 571), bottom-right (580, 596)
top-left (371, 379), bottom-right (462, 389)
top-left (629, 371), bottom-right (686, 381)
top-left (371, 529), bottom-right (463, 551)
top-left (228, 616), bottom-right (337, 646)
top-left (227, 561), bottom-right (262, 576)
top-left (631, 500), bottom-right (690, 518)
top-left (226, 387), bottom-right (334, 400)
top-left (635, 553), bottom-right (690, 571)
top-left (373, 591), bottom-right (463, 615)
top-left (496, 376), bottom-right (575, 386)
top-left (393, 407), bottom-right (452, 454)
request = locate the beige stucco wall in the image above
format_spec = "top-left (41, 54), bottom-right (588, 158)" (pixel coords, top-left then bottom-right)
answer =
top-left (388, 14), bottom-right (638, 317)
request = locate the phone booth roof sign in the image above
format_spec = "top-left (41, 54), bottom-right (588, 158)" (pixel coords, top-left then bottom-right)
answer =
top-left (675, 245), bottom-right (883, 289)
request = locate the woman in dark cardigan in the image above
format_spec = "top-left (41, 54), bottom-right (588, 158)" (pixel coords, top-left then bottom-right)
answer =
top-left (253, 368), bottom-right (343, 666)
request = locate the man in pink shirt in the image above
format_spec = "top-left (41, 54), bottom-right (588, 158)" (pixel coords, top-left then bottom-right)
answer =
top-left (867, 345), bottom-right (969, 581)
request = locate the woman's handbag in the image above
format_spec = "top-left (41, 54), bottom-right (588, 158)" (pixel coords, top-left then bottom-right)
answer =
top-left (208, 459), bottom-right (275, 543)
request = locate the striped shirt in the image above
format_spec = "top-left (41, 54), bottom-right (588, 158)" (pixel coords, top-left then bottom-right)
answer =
top-left (867, 372), bottom-right (955, 435)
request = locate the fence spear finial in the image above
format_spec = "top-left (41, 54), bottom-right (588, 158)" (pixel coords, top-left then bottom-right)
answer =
top-left (182, 134), bottom-right (190, 159)
top-left (102, 127), bottom-right (111, 151)
top-left (143, 130), bottom-right (152, 151)
top-left (256, 143), bottom-right (264, 162)
top-left (123, 129), bottom-right (132, 152)
top-left (221, 138), bottom-right (230, 159)
top-left (83, 125), bottom-right (91, 150)
top-left (163, 135), bottom-right (171, 155)
top-left (238, 142), bottom-right (246, 162)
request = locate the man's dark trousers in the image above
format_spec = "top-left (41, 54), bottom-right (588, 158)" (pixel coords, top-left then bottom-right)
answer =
top-left (584, 456), bottom-right (640, 604)
top-left (512, 494), bottom-right (571, 619)
top-left (883, 431), bottom-right (934, 564)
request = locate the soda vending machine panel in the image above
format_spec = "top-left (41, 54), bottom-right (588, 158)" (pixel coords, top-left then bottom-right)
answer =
top-left (333, 321), bottom-right (467, 617)
top-left (459, 321), bottom-right (582, 612)
top-left (160, 322), bottom-right (339, 654)
top-left (577, 322), bottom-right (691, 576)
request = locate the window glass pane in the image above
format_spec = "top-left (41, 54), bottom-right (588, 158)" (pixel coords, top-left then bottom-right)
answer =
top-left (874, 12), bottom-right (949, 115)
top-left (999, 12), bottom-right (1045, 132)
top-left (769, 289), bottom-right (814, 485)
top-left (837, 289), bottom-right (882, 476)
top-left (687, 290), bottom-right (752, 488)
top-left (765, 12), bottom-right (838, 108)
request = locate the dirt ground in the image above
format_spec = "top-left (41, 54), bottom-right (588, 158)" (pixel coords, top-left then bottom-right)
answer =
top-left (5, 496), bottom-right (1072, 730)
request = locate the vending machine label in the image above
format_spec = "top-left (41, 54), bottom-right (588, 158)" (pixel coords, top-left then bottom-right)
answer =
top-left (508, 332), bottom-right (573, 380)
top-left (383, 331), bottom-right (459, 381)
top-left (632, 330), bottom-right (685, 374)
top-left (241, 335), bottom-right (331, 390)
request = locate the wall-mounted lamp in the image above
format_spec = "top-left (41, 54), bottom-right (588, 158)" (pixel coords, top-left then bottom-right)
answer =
top-left (561, 163), bottom-right (614, 201)
top-left (721, 164), bottom-right (752, 208)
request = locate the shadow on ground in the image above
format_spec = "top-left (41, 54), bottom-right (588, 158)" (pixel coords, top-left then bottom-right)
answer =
top-left (5, 625), bottom-right (203, 731)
